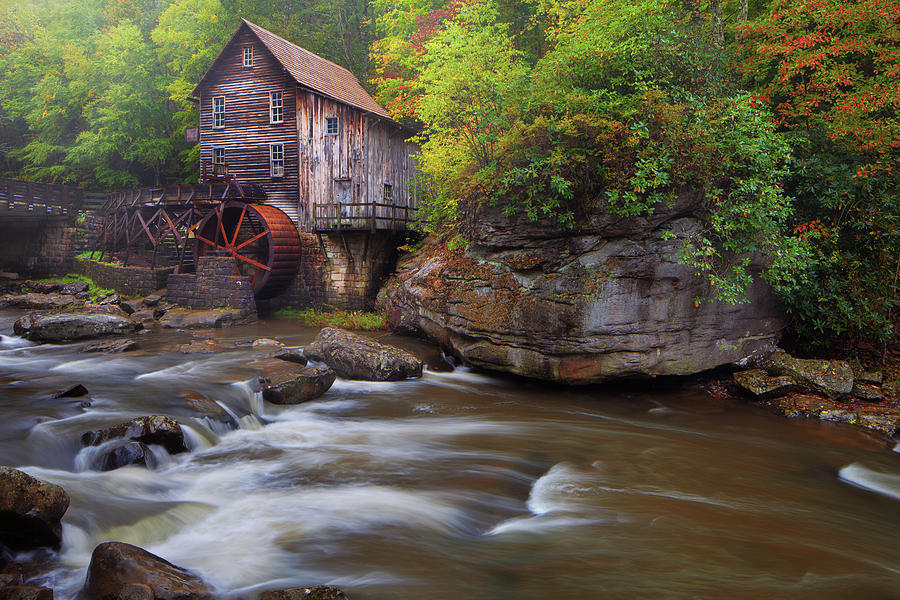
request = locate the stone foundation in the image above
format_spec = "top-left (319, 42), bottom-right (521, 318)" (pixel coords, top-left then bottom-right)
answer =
top-left (266, 232), bottom-right (401, 311)
top-left (0, 221), bottom-right (78, 277)
top-left (166, 256), bottom-right (256, 314)
top-left (74, 258), bottom-right (173, 297)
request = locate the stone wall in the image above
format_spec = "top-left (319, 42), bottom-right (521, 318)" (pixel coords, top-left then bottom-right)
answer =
top-left (166, 256), bottom-right (256, 314)
top-left (74, 258), bottom-right (173, 297)
top-left (0, 221), bottom-right (78, 277)
top-left (265, 232), bottom-right (400, 311)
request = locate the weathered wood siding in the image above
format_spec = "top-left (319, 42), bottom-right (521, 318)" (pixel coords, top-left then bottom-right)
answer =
top-left (296, 90), bottom-right (366, 231)
top-left (366, 118), bottom-right (418, 227)
top-left (198, 29), bottom-right (299, 221)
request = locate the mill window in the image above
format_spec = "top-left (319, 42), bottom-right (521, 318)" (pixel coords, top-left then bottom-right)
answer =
top-left (325, 117), bottom-right (339, 136)
top-left (213, 148), bottom-right (225, 164)
top-left (212, 96), bottom-right (225, 129)
top-left (270, 143), bottom-right (284, 178)
top-left (383, 183), bottom-right (393, 202)
top-left (270, 91), bottom-right (283, 124)
top-left (243, 47), bottom-right (253, 67)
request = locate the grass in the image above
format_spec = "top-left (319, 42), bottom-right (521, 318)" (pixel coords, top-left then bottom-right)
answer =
top-left (75, 251), bottom-right (122, 266)
top-left (274, 307), bottom-right (386, 331)
top-left (30, 273), bottom-right (116, 301)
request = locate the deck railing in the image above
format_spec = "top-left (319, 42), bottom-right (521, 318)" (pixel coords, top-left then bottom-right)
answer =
top-left (0, 178), bottom-right (85, 215)
top-left (313, 201), bottom-right (416, 233)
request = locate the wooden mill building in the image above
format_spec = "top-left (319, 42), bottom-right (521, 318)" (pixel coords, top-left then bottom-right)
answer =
top-left (190, 20), bottom-right (418, 308)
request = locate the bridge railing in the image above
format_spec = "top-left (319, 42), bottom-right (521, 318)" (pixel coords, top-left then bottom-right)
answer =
top-left (0, 178), bottom-right (85, 215)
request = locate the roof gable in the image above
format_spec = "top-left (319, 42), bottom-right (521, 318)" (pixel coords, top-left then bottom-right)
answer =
top-left (192, 20), bottom-right (391, 121)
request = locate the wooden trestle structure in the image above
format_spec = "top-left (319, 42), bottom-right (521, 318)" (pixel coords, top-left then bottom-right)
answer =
top-left (93, 181), bottom-right (269, 272)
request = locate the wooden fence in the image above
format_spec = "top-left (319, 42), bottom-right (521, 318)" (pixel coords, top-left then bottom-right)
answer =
top-left (313, 201), bottom-right (416, 233)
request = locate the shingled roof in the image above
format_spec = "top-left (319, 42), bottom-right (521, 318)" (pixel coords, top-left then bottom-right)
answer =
top-left (193, 19), bottom-right (392, 120)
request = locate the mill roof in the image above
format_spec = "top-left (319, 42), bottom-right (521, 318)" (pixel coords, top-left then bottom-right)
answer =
top-left (192, 19), bottom-right (392, 121)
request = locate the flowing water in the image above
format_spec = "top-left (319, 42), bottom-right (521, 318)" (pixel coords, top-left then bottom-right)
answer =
top-left (0, 310), bottom-right (898, 599)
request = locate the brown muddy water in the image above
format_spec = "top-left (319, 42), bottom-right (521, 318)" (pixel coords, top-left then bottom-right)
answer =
top-left (0, 310), bottom-right (898, 599)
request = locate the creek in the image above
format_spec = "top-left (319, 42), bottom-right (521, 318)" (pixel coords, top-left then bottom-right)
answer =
top-left (0, 310), bottom-right (898, 599)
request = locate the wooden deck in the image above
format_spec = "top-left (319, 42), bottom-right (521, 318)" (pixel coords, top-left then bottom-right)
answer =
top-left (313, 201), bottom-right (416, 233)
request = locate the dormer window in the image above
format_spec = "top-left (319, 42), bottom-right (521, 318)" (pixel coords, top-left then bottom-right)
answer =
top-left (325, 117), bottom-right (339, 136)
top-left (243, 46), bottom-right (253, 67)
top-left (270, 91), bottom-right (283, 124)
top-left (212, 96), bottom-right (225, 129)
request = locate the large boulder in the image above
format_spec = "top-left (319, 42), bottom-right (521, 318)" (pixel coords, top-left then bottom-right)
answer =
top-left (81, 416), bottom-right (187, 455)
top-left (14, 313), bottom-right (141, 342)
top-left (305, 328), bottom-right (423, 381)
top-left (254, 360), bottom-right (337, 404)
top-left (767, 351), bottom-right (854, 398)
top-left (81, 542), bottom-right (212, 600)
top-left (0, 467), bottom-right (69, 549)
top-left (380, 218), bottom-right (785, 384)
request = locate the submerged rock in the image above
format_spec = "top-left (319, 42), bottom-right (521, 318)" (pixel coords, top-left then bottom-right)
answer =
top-left (380, 216), bottom-right (785, 384)
top-left (158, 308), bottom-right (255, 329)
top-left (81, 542), bottom-right (212, 600)
top-left (0, 467), bottom-right (69, 550)
top-left (100, 442), bottom-right (153, 471)
top-left (259, 587), bottom-right (349, 600)
top-left (81, 416), bottom-right (187, 455)
top-left (52, 384), bottom-right (89, 399)
top-left (15, 313), bottom-right (141, 342)
top-left (256, 361), bottom-right (337, 404)
top-left (0, 586), bottom-right (54, 600)
top-left (82, 339), bottom-right (138, 354)
top-left (305, 327), bottom-right (423, 381)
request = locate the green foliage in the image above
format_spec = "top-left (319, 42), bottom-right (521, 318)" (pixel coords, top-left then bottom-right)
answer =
top-left (274, 308), bottom-right (386, 331)
top-left (29, 273), bottom-right (116, 300)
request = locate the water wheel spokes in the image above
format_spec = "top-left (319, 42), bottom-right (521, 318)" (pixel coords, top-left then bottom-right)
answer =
top-left (194, 201), bottom-right (301, 299)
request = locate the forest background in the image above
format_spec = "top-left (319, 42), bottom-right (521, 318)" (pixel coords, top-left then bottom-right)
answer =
top-left (0, 0), bottom-right (897, 351)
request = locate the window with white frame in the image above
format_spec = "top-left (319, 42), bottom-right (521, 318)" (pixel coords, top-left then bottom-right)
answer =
top-left (213, 96), bottom-right (225, 128)
top-left (270, 91), bottom-right (283, 124)
top-left (213, 148), bottom-right (225, 164)
top-left (270, 143), bottom-right (284, 177)
top-left (243, 46), bottom-right (253, 67)
top-left (325, 117), bottom-right (339, 136)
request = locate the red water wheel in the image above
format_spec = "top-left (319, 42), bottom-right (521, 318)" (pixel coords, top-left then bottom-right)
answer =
top-left (194, 201), bottom-right (300, 299)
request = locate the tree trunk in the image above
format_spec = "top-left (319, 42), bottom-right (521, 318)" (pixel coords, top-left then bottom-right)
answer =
top-left (710, 0), bottom-right (724, 49)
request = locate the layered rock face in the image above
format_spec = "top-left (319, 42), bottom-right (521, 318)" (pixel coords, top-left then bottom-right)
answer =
top-left (380, 199), bottom-right (786, 384)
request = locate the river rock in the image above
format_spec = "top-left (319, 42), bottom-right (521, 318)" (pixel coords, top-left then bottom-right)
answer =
top-left (171, 339), bottom-right (232, 354)
top-left (130, 310), bottom-right (156, 326)
top-left (257, 361), bottom-right (337, 404)
top-left (158, 308), bottom-right (255, 329)
top-left (252, 338), bottom-right (284, 350)
top-left (305, 327), bottom-right (423, 381)
top-left (0, 586), bottom-right (54, 600)
top-left (768, 351), bottom-right (854, 399)
top-left (118, 299), bottom-right (143, 315)
top-left (52, 384), bottom-right (89, 398)
top-left (81, 542), bottom-right (212, 600)
top-left (0, 467), bottom-right (69, 549)
top-left (855, 370), bottom-right (882, 385)
top-left (82, 339), bottom-right (138, 354)
top-left (733, 369), bottom-right (799, 399)
top-left (0, 294), bottom-right (77, 310)
top-left (142, 292), bottom-right (164, 307)
top-left (380, 217), bottom-right (785, 384)
top-left (851, 381), bottom-right (884, 402)
top-left (15, 313), bottom-right (141, 342)
top-left (61, 281), bottom-right (89, 295)
top-left (81, 416), bottom-right (187, 455)
top-left (181, 392), bottom-right (237, 429)
top-left (259, 587), bottom-right (349, 600)
top-left (100, 442), bottom-right (152, 471)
